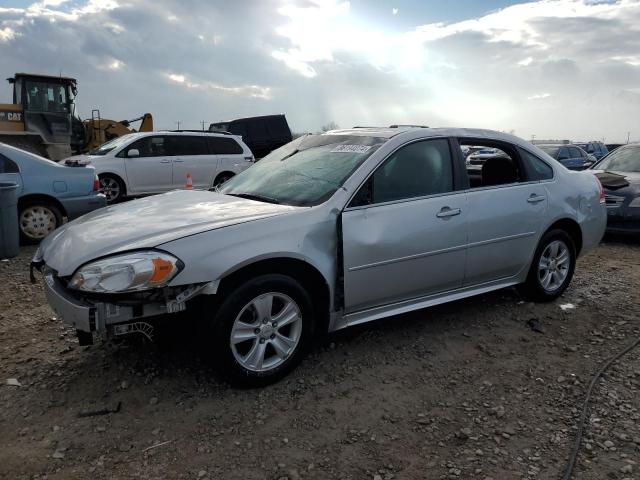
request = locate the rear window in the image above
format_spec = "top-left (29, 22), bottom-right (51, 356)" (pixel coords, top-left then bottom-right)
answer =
top-left (168, 136), bottom-right (208, 156)
top-left (207, 137), bottom-right (243, 155)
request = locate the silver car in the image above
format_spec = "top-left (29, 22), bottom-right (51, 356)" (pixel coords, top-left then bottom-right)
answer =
top-left (34, 127), bottom-right (607, 386)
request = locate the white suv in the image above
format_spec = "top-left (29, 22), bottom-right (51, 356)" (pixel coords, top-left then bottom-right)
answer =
top-left (65, 131), bottom-right (254, 203)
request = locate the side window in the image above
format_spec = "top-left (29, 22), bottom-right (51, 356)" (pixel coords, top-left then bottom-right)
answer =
top-left (519, 148), bottom-right (553, 181)
top-left (351, 138), bottom-right (454, 206)
top-left (121, 136), bottom-right (166, 158)
top-left (462, 142), bottom-right (522, 188)
top-left (569, 147), bottom-right (582, 158)
top-left (557, 147), bottom-right (569, 160)
top-left (168, 136), bottom-right (208, 156)
top-left (0, 154), bottom-right (19, 173)
top-left (207, 137), bottom-right (243, 155)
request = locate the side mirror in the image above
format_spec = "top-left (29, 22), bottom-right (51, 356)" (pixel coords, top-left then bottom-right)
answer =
top-left (127, 149), bottom-right (140, 158)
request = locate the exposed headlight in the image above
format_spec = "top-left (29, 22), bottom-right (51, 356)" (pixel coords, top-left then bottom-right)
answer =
top-left (629, 197), bottom-right (640, 208)
top-left (68, 251), bottom-right (182, 293)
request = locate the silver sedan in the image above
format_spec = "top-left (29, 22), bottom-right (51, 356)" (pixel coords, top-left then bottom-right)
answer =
top-left (34, 127), bottom-right (607, 386)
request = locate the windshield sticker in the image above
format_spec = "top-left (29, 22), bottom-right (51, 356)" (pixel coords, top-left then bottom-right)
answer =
top-left (331, 145), bottom-right (372, 154)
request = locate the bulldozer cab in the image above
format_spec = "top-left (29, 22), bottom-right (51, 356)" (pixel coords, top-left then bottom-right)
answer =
top-left (0, 73), bottom-right (77, 160)
top-left (11, 73), bottom-right (77, 114)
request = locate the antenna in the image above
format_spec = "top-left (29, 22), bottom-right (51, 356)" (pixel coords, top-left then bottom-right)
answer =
top-left (175, 121), bottom-right (181, 130)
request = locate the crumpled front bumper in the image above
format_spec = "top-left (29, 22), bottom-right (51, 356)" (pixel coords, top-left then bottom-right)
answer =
top-left (36, 264), bottom-right (216, 339)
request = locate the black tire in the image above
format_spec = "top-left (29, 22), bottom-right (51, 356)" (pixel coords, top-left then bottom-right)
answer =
top-left (18, 201), bottom-right (63, 245)
top-left (213, 172), bottom-right (234, 187)
top-left (205, 274), bottom-right (315, 387)
top-left (519, 229), bottom-right (576, 302)
top-left (99, 174), bottom-right (125, 204)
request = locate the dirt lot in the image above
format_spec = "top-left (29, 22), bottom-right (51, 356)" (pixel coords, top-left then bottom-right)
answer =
top-left (1, 239), bottom-right (639, 480)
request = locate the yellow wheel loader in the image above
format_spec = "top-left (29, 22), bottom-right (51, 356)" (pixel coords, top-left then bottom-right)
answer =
top-left (0, 73), bottom-right (152, 161)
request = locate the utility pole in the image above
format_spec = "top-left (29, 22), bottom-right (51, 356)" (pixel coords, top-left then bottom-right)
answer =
top-left (627, 131), bottom-right (631, 144)
top-left (531, 134), bottom-right (536, 143)
top-left (175, 121), bottom-right (181, 130)
top-left (201, 120), bottom-right (206, 131)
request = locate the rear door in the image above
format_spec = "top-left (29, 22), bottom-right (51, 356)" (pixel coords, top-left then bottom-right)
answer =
top-left (460, 139), bottom-right (549, 286)
top-left (342, 137), bottom-right (467, 313)
top-left (122, 136), bottom-right (172, 193)
top-left (169, 136), bottom-right (218, 189)
top-left (207, 136), bottom-right (246, 176)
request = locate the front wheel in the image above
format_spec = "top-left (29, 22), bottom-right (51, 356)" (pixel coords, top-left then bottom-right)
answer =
top-left (519, 229), bottom-right (576, 302)
top-left (207, 274), bottom-right (315, 387)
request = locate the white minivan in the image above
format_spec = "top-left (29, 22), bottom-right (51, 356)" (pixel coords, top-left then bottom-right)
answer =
top-left (65, 131), bottom-right (255, 203)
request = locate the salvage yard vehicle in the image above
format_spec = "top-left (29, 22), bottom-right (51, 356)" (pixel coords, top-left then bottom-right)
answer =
top-left (575, 141), bottom-right (608, 160)
top-left (32, 127), bottom-right (607, 386)
top-left (537, 143), bottom-right (596, 170)
top-left (0, 142), bottom-right (106, 244)
top-left (591, 143), bottom-right (640, 234)
top-left (64, 131), bottom-right (254, 203)
top-left (209, 114), bottom-right (292, 159)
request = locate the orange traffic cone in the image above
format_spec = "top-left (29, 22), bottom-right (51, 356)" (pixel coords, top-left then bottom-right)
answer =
top-left (185, 172), bottom-right (193, 189)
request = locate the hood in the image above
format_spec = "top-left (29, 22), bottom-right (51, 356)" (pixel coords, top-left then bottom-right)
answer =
top-left (41, 189), bottom-right (299, 276)
top-left (593, 170), bottom-right (640, 191)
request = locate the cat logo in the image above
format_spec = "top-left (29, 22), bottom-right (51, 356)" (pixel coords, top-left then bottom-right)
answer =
top-left (0, 111), bottom-right (22, 122)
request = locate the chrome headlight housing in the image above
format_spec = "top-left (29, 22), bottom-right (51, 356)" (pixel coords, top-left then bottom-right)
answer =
top-left (68, 251), bottom-right (182, 293)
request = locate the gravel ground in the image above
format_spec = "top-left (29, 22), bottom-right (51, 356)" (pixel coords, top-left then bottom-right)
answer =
top-left (0, 238), bottom-right (639, 480)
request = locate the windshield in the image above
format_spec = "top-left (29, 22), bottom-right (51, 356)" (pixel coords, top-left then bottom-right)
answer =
top-left (538, 146), bottom-right (560, 157)
top-left (219, 134), bottom-right (387, 206)
top-left (594, 145), bottom-right (640, 172)
top-left (89, 135), bottom-right (133, 155)
top-left (24, 81), bottom-right (69, 113)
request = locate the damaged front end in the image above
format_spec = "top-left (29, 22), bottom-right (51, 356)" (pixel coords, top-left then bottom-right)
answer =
top-left (32, 255), bottom-right (217, 345)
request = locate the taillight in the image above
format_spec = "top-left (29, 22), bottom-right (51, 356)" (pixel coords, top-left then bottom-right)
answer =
top-left (597, 178), bottom-right (605, 204)
top-left (93, 175), bottom-right (100, 192)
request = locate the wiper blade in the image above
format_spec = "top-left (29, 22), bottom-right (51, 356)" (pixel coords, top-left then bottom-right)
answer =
top-left (226, 192), bottom-right (281, 204)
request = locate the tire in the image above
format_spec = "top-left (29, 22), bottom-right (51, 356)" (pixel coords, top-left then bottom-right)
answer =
top-left (99, 174), bottom-right (125, 204)
top-left (519, 229), bottom-right (576, 302)
top-left (18, 201), bottom-right (63, 245)
top-left (205, 274), bottom-right (315, 387)
top-left (213, 172), bottom-right (234, 187)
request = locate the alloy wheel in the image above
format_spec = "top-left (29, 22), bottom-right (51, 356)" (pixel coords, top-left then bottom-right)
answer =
top-left (230, 292), bottom-right (303, 372)
top-left (100, 177), bottom-right (121, 202)
top-left (538, 239), bottom-right (570, 292)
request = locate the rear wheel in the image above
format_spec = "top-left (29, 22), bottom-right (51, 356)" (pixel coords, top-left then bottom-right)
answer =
top-left (18, 201), bottom-right (62, 244)
top-left (520, 229), bottom-right (576, 302)
top-left (213, 172), bottom-right (234, 187)
top-left (205, 274), bottom-right (315, 387)
top-left (99, 174), bottom-right (125, 203)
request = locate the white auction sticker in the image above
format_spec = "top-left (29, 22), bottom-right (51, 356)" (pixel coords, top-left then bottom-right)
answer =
top-left (331, 145), bottom-right (372, 154)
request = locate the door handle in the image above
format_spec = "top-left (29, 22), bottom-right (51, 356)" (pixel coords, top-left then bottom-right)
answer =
top-left (160, 159), bottom-right (171, 164)
top-left (173, 158), bottom-right (183, 163)
top-left (527, 194), bottom-right (546, 203)
top-left (436, 207), bottom-right (461, 218)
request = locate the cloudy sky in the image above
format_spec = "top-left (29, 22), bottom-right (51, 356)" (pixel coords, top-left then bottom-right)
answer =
top-left (0, 0), bottom-right (639, 142)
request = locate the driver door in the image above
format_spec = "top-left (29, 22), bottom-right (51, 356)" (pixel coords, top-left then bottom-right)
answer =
top-left (342, 138), bottom-right (467, 314)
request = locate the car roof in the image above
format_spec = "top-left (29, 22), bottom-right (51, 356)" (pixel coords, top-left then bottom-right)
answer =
top-left (323, 127), bottom-right (533, 146)
top-left (129, 131), bottom-right (243, 140)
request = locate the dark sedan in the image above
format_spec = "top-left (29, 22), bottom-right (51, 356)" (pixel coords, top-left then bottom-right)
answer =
top-left (538, 144), bottom-right (595, 170)
top-left (591, 143), bottom-right (640, 234)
